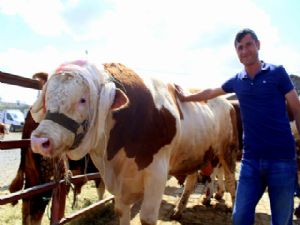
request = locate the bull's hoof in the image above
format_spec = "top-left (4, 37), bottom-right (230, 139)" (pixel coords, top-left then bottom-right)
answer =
top-left (170, 211), bottom-right (182, 221)
top-left (202, 197), bottom-right (211, 206)
top-left (215, 192), bottom-right (224, 201)
top-left (294, 206), bottom-right (300, 218)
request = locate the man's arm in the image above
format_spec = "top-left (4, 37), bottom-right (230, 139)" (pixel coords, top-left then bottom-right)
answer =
top-left (175, 85), bottom-right (226, 102)
top-left (286, 89), bottom-right (300, 136)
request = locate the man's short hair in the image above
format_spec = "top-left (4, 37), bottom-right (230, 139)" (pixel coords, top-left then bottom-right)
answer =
top-left (234, 28), bottom-right (259, 47)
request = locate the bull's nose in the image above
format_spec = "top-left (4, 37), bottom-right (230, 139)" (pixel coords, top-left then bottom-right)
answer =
top-left (31, 136), bottom-right (49, 145)
top-left (31, 135), bottom-right (52, 157)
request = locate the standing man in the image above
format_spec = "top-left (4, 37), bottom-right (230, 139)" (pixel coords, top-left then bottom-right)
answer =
top-left (175, 28), bottom-right (300, 225)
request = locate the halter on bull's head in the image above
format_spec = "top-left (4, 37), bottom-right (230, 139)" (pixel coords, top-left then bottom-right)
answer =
top-left (30, 60), bottom-right (129, 160)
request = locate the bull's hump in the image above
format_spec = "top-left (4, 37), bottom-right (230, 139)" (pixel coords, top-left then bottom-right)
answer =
top-left (104, 63), bottom-right (177, 170)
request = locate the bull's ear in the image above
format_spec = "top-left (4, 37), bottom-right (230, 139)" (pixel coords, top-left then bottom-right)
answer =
top-left (30, 85), bottom-right (47, 122)
top-left (111, 88), bottom-right (129, 111)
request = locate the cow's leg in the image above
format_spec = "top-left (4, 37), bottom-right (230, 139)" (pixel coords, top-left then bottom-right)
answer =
top-left (171, 172), bottom-right (198, 220)
top-left (22, 200), bottom-right (31, 225)
top-left (200, 173), bottom-right (214, 206)
top-left (115, 197), bottom-right (131, 225)
top-left (95, 178), bottom-right (105, 200)
top-left (224, 169), bottom-right (236, 208)
top-left (22, 199), bottom-right (45, 225)
top-left (140, 171), bottom-right (168, 225)
top-left (215, 167), bottom-right (225, 201)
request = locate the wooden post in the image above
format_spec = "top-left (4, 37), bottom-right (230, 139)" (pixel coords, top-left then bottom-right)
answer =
top-left (50, 158), bottom-right (69, 225)
top-left (50, 182), bottom-right (67, 225)
top-left (0, 71), bottom-right (42, 90)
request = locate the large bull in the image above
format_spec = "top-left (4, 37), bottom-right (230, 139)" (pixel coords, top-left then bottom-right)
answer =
top-left (9, 72), bottom-right (104, 225)
top-left (30, 61), bottom-right (238, 225)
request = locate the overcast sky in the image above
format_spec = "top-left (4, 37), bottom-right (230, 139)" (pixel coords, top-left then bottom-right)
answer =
top-left (1, 0), bottom-right (300, 104)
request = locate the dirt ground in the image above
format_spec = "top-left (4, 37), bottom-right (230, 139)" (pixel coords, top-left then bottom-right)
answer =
top-left (1, 132), bottom-right (300, 224)
top-left (98, 176), bottom-right (300, 225)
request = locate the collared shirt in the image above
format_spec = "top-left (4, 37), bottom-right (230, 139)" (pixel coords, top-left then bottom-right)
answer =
top-left (222, 62), bottom-right (296, 159)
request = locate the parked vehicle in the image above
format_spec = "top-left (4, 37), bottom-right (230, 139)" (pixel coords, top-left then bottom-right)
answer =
top-left (0, 109), bottom-right (25, 132)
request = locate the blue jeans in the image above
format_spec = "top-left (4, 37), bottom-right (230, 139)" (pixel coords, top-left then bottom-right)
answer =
top-left (232, 158), bottom-right (297, 225)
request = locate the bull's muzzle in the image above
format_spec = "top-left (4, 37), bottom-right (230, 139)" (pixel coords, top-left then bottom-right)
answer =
top-left (44, 111), bottom-right (89, 149)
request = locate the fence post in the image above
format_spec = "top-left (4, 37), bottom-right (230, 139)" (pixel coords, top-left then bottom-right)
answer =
top-left (50, 182), bottom-right (67, 225)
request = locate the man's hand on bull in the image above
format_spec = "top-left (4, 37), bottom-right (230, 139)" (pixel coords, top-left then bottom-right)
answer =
top-left (174, 84), bottom-right (187, 102)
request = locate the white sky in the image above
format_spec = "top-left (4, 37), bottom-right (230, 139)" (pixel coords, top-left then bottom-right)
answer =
top-left (0, 0), bottom-right (300, 104)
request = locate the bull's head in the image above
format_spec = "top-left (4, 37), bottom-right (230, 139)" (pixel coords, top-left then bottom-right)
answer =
top-left (30, 60), bottom-right (129, 160)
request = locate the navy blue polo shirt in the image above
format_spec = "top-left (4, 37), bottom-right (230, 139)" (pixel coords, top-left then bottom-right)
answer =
top-left (222, 62), bottom-right (296, 159)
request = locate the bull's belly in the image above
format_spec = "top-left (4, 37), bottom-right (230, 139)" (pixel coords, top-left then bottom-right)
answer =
top-left (168, 141), bottom-right (210, 176)
top-left (168, 157), bottom-right (205, 176)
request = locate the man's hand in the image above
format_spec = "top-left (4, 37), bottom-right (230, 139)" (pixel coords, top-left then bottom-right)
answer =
top-left (174, 84), bottom-right (186, 101)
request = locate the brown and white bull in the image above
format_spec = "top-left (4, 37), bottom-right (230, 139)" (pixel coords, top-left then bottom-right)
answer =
top-left (30, 61), bottom-right (238, 225)
top-left (9, 72), bottom-right (104, 225)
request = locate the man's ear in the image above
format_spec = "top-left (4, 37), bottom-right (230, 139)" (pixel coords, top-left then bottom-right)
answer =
top-left (111, 88), bottom-right (129, 111)
top-left (256, 40), bottom-right (260, 50)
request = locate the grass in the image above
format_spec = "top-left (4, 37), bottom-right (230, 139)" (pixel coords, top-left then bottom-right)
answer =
top-left (0, 181), bottom-right (115, 225)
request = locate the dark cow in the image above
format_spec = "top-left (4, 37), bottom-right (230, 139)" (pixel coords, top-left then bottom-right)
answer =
top-left (0, 122), bottom-right (8, 139)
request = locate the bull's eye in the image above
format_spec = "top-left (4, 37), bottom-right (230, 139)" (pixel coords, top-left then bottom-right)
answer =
top-left (79, 98), bottom-right (86, 104)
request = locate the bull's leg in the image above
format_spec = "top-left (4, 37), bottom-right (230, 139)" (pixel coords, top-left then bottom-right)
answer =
top-left (115, 197), bottom-right (131, 225)
top-left (95, 179), bottom-right (105, 200)
top-left (22, 200), bottom-right (31, 225)
top-left (199, 170), bottom-right (214, 206)
top-left (140, 171), bottom-right (168, 225)
top-left (171, 172), bottom-right (198, 220)
top-left (215, 167), bottom-right (225, 201)
top-left (224, 169), bottom-right (236, 208)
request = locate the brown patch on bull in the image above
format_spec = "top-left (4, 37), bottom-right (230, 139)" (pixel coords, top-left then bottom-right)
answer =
top-left (203, 147), bottom-right (219, 168)
top-left (104, 63), bottom-right (177, 170)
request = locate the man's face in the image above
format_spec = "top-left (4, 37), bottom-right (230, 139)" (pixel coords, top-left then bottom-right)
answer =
top-left (235, 33), bottom-right (260, 66)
